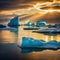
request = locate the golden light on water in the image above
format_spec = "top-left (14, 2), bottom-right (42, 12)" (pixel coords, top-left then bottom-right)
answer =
top-left (17, 26), bottom-right (60, 43)
top-left (0, 31), bottom-right (17, 43)
top-left (0, 26), bottom-right (60, 44)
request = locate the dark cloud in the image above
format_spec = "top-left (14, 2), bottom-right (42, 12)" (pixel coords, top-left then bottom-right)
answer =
top-left (0, 0), bottom-right (53, 10)
top-left (40, 6), bottom-right (60, 9)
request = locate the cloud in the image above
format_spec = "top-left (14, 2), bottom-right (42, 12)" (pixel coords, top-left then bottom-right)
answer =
top-left (35, 2), bottom-right (60, 10)
top-left (0, 0), bottom-right (53, 11)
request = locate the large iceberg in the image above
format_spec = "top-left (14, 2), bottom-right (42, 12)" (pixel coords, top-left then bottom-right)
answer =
top-left (18, 37), bottom-right (60, 49)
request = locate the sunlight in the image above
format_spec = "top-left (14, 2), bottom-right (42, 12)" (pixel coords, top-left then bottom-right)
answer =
top-left (34, 1), bottom-right (60, 13)
top-left (45, 36), bottom-right (49, 42)
top-left (51, 36), bottom-right (54, 40)
top-left (53, 0), bottom-right (57, 2)
top-left (48, 10), bottom-right (55, 12)
top-left (44, 10), bottom-right (60, 13)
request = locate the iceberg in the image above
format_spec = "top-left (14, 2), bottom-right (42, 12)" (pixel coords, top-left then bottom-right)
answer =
top-left (24, 20), bottom-right (32, 26)
top-left (18, 37), bottom-right (60, 49)
top-left (21, 37), bottom-right (33, 47)
top-left (43, 40), bottom-right (59, 49)
top-left (0, 24), bottom-right (6, 28)
top-left (8, 16), bottom-right (20, 27)
top-left (36, 21), bottom-right (46, 27)
top-left (18, 37), bottom-right (46, 48)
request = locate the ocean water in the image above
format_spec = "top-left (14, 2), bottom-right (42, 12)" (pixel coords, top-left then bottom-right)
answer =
top-left (0, 26), bottom-right (60, 60)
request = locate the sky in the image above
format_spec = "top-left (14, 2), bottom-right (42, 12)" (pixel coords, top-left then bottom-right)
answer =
top-left (0, 0), bottom-right (60, 15)
top-left (0, 0), bottom-right (54, 10)
top-left (0, 0), bottom-right (60, 23)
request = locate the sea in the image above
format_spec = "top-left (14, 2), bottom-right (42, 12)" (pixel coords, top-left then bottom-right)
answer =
top-left (0, 25), bottom-right (60, 60)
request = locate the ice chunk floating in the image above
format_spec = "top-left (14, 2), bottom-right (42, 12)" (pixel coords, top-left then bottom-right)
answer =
top-left (0, 24), bottom-right (6, 28)
top-left (18, 37), bottom-right (60, 49)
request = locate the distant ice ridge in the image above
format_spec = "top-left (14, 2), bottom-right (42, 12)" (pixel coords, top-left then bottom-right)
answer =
top-left (18, 37), bottom-right (60, 49)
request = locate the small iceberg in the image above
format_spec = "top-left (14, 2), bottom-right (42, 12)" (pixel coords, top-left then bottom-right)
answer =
top-left (23, 27), bottom-right (40, 30)
top-left (0, 24), bottom-right (6, 28)
top-left (24, 20), bottom-right (32, 26)
top-left (8, 16), bottom-right (20, 27)
top-left (18, 37), bottom-right (60, 49)
top-left (0, 27), bottom-right (17, 32)
top-left (33, 28), bottom-right (60, 36)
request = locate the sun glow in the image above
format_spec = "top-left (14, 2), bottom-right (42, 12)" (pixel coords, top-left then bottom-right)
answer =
top-left (44, 10), bottom-right (54, 13)
top-left (53, 0), bottom-right (57, 2)
top-left (44, 9), bottom-right (60, 13)
top-left (47, 10), bottom-right (54, 12)
top-left (34, 1), bottom-right (60, 13)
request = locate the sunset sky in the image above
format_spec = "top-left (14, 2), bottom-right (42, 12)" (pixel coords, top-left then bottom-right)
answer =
top-left (0, 0), bottom-right (60, 23)
top-left (0, 0), bottom-right (60, 15)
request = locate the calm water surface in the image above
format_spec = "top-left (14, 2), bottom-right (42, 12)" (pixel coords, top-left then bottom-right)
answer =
top-left (0, 26), bottom-right (60, 60)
